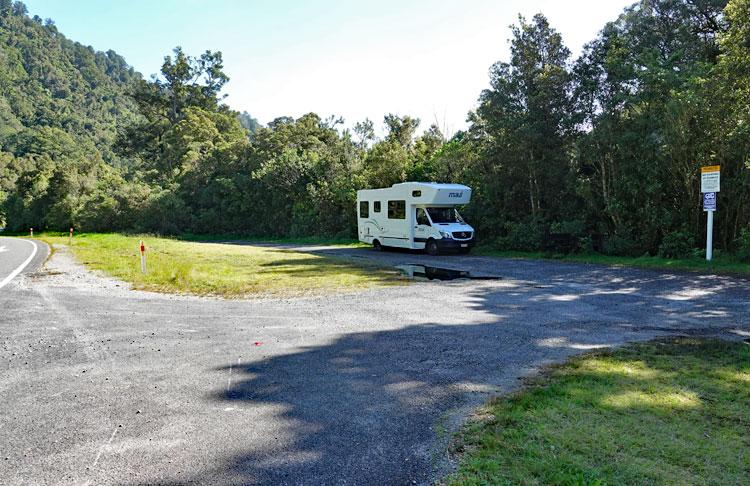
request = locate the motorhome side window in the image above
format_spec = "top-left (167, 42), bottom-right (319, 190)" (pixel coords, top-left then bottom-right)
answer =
top-left (373, 201), bottom-right (381, 212)
top-left (412, 190), bottom-right (421, 197)
top-left (416, 208), bottom-right (430, 226)
top-left (359, 201), bottom-right (369, 218)
top-left (387, 200), bottom-right (405, 219)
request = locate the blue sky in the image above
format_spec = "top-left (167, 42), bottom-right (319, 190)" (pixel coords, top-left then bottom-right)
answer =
top-left (25, 0), bottom-right (634, 135)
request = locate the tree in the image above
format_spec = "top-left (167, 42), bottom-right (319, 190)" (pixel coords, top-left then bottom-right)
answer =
top-left (364, 141), bottom-right (411, 187)
top-left (11, 1), bottom-right (26, 16)
top-left (383, 114), bottom-right (420, 147)
top-left (474, 13), bottom-right (576, 226)
top-left (118, 47), bottom-right (231, 180)
top-left (353, 118), bottom-right (376, 150)
top-left (574, 0), bottom-right (730, 253)
top-left (238, 111), bottom-right (261, 135)
top-left (410, 124), bottom-right (445, 180)
top-left (0, 0), bottom-right (13, 16)
top-left (712, 0), bottom-right (750, 245)
top-left (231, 113), bottom-right (364, 237)
top-left (160, 47), bottom-right (228, 122)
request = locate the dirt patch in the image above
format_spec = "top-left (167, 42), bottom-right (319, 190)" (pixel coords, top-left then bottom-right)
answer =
top-left (17, 244), bottom-right (131, 293)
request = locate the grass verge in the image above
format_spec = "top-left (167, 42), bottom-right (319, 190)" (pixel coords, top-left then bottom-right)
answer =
top-left (474, 247), bottom-right (750, 275)
top-left (36, 232), bottom-right (402, 297)
top-left (448, 338), bottom-right (750, 485)
top-left (176, 233), bottom-right (365, 247)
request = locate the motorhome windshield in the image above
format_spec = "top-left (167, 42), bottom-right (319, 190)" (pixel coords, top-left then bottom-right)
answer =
top-left (426, 207), bottom-right (464, 224)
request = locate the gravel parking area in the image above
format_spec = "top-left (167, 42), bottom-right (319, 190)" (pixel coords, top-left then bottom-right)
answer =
top-left (1, 242), bottom-right (748, 485)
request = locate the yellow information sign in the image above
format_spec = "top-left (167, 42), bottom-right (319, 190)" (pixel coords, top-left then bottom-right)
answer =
top-left (701, 165), bottom-right (720, 193)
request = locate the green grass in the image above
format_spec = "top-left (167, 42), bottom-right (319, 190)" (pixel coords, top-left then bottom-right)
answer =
top-left (447, 338), bottom-right (750, 486)
top-left (176, 232), bottom-right (366, 247)
top-left (474, 247), bottom-right (750, 275)
top-left (36, 232), bottom-right (402, 297)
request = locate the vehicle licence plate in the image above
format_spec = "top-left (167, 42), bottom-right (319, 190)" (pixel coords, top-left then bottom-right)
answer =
top-left (461, 244), bottom-right (468, 248)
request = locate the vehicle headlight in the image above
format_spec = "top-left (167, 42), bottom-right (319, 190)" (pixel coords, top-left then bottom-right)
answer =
top-left (439, 231), bottom-right (452, 239)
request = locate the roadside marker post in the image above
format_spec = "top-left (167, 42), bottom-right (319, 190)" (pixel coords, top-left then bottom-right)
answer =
top-left (69, 227), bottom-right (73, 246)
top-left (700, 165), bottom-right (720, 262)
top-left (30, 227), bottom-right (33, 237)
top-left (140, 240), bottom-right (146, 274)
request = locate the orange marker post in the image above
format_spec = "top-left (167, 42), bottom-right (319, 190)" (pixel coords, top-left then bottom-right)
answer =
top-left (69, 227), bottom-right (73, 245)
top-left (140, 240), bottom-right (146, 274)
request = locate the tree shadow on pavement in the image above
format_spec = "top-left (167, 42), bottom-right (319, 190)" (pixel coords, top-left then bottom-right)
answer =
top-left (205, 322), bottom-right (622, 485)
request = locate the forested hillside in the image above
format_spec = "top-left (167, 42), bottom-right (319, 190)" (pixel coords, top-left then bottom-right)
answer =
top-left (1, 0), bottom-right (749, 259)
top-left (0, 0), bottom-right (140, 230)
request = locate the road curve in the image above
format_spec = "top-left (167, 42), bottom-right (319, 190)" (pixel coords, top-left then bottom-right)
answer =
top-left (0, 237), bottom-right (46, 290)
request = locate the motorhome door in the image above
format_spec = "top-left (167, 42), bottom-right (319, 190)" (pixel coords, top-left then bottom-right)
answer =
top-left (414, 207), bottom-right (431, 247)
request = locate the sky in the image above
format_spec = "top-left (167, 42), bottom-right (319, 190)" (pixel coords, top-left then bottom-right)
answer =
top-left (25, 0), bottom-right (635, 136)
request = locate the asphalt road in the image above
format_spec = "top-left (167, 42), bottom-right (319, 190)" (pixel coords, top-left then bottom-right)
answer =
top-left (1, 239), bottom-right (748, 485)
top-left (0, 237), bottom-right (45, 290)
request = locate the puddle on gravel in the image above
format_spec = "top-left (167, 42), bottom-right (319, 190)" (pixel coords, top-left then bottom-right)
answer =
top-left (395, 264), bottom-right (502, 281)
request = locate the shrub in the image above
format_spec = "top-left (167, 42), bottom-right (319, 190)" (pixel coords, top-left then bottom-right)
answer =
top-left (545, 220), bottom-right (588, 254)
top-left (578, 235), bottom-right (595, 254)
top-left (658, 230), bottom-right (695, 259)
top-left (79, 194), bottom-right (119, 232)
top-left (603, 234), bottom-right (642, 257)
top-left (492, 220), bottom-right (546, 252)
top-left (136, 189), bottom-right (190, 234)
top-left (734, 227), bottom-right (750, 262)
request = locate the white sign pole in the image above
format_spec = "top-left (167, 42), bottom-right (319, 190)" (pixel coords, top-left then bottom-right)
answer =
top-left (700, 166), bottom-right (720, 262)
top-left (706, 210), bottom-right (714, 261)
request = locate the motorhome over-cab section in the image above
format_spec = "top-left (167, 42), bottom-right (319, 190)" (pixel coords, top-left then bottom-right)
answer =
top-left (356, 182), bottom-right (475, 255)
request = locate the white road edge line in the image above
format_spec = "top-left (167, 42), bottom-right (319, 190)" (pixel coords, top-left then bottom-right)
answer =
top-left (0, 238), bottom-right (38, 290)
top-left (83, 427), bottom-right (119, 486)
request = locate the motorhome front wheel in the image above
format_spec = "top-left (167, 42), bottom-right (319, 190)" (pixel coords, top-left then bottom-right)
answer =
top-left (426, 240), bottom-right (440, 256)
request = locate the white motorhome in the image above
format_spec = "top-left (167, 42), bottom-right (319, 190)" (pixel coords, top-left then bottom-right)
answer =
top-left (357, 182), bottom-right (475, 255)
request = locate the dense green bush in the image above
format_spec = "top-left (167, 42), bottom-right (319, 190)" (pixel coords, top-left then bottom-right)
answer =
top-left (603, 234), bottom-right (643, 257)
top-left (491, 220), bottom-right (546, 252)
top-left (543, 220), bottom-right (589, 254)
top-left (658, 230), bottom-right (696, 259)
top-left (734, 227), bottom-right (750, 262)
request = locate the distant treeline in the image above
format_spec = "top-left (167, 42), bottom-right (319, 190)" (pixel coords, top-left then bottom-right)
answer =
top-left (1, 0), bottom-right (749, 259)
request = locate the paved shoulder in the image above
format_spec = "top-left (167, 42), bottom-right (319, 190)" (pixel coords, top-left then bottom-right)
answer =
top-left (0, 237), bottom-right (48, 289)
